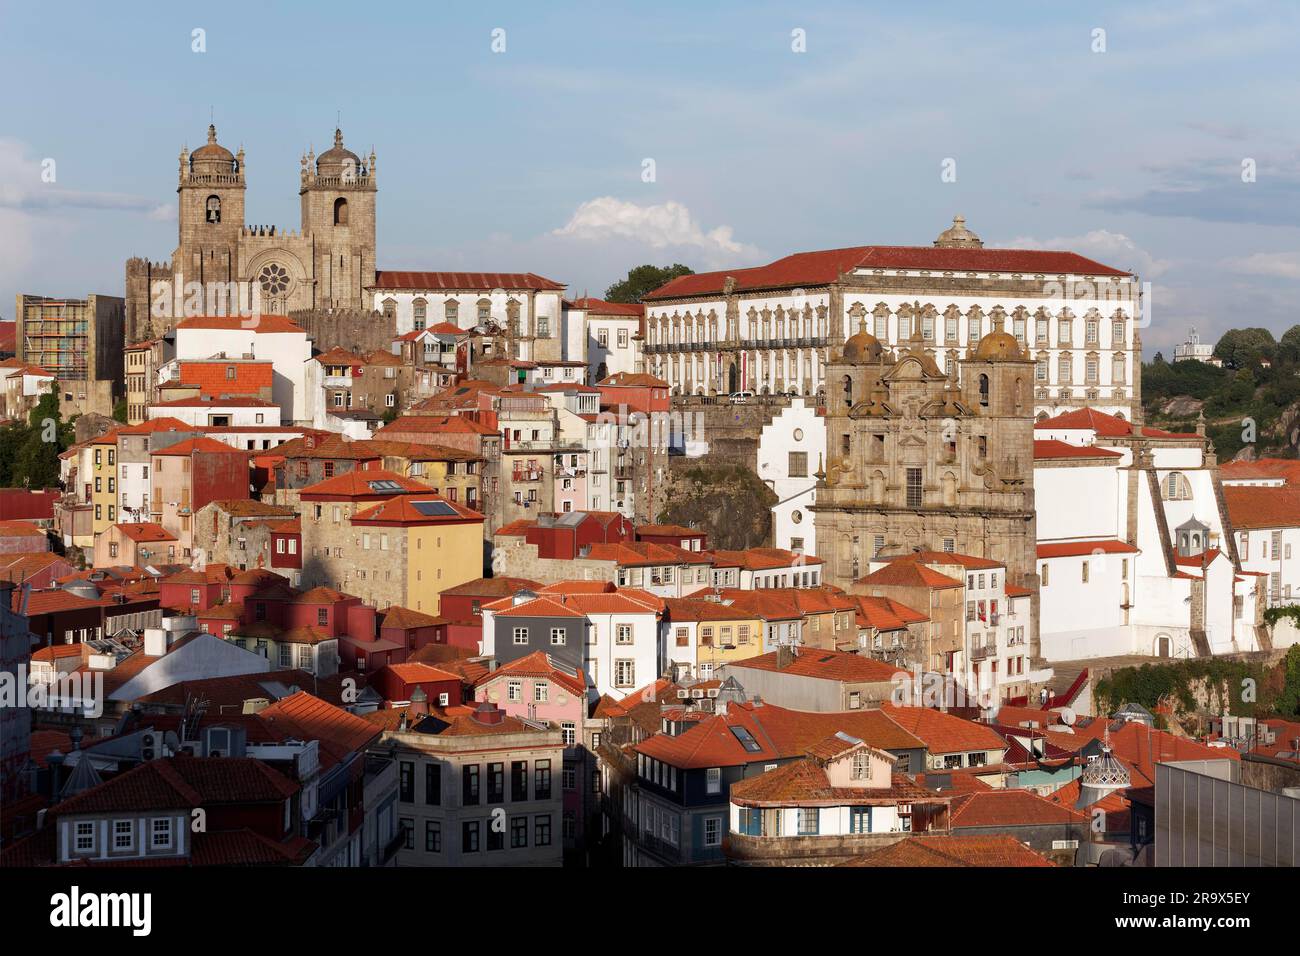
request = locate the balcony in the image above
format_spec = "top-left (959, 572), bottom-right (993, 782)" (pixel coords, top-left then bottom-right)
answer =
top-left (511, 469), bottom-right (544, 483)
top-left (970, 644), bottom-right (997, 660)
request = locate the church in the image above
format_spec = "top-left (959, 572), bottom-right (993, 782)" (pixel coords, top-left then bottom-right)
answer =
top-left (125, 124), bottom-right (378, 342)
top-left (810, 320), bottom-right (1038, 590)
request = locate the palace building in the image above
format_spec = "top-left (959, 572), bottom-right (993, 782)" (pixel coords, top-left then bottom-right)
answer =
top-left (641, 216), bottom-right (1143, 422)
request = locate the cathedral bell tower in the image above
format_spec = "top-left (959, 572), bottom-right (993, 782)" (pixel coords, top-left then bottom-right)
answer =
top-left (300, 128), bottom-right (377, 310)
top-left (174, 124), bottom-right (246, 310)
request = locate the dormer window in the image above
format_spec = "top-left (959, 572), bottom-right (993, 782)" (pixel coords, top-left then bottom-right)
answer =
top-left (851, 751), bottom-right (871, 780)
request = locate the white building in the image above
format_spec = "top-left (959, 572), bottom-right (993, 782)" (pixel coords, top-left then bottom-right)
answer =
top-left (146, 396), bottom-right (282, 428)
top-left (641, 216), bottom-right (1141, 420)
top-left (757, 397), bottom-right (826, 556)
top-left (1224, 486), bottom-right (1300, 607)
top-left (1033, 409), bottom-right (1265, 661)
top-left (172, 315), bottom-right (311, 423)
top-left (372, 271), bottom-right (566, 361)
top-left (1172, 327), bottom-right (1219, 365)
top-left (562, 297), bottom-right (644, 382)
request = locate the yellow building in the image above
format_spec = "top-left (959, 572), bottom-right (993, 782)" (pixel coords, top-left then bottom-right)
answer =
top-left (662, 598), bottom-right (764, 680)
top-left (374, 441), bottom-right (485, 512)
top-left (348, 494), bottom-right (486, 614)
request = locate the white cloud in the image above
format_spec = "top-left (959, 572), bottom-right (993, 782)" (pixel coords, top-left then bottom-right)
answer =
top-left (1003, 228), bottom-right (1171, 280)
top-left (1224, 251), bottom-right (1300, 280)
top-left (551, 197), bottom-right (760, 264)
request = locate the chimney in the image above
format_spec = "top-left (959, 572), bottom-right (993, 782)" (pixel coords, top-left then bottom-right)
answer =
top-left (409, 686), bottom-right (429, 717)
top-left (776, 644), bottom-right (797, 670)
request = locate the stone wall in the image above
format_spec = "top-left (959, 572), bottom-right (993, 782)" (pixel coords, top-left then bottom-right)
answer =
top-left (291, 308), bottom-right (396, 354)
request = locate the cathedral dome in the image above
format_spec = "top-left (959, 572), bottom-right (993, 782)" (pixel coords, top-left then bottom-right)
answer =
top-left (189, 125), bottom-right (237, 175)
top-left (316, 128), bottom-right (362, 176)
top-left (934, 214), bottom-right (983, 249)
top-left (972, 331), bottom-right (1023, 361)
top-left (841, 320), bottom-right (884, 364)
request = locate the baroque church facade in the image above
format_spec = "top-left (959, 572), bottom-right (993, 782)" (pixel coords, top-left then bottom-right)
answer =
top-left (811, 322), bottom-right (1038, 591)
top-left (125, 125), bottom-right (378, 342)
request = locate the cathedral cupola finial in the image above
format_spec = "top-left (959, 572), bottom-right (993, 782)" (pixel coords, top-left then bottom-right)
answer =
top-left (207, 123), bottom-right (218, 145)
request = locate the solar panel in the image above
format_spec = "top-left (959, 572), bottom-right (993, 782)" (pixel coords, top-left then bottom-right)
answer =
top-left (367, 480), bottom-right (404, 492)
top-left (411, 500), bottom-right (458, 517)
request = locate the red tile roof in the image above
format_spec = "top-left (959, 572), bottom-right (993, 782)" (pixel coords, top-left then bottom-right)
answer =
top-left (1036, 539), bottom-right (1139, 558)
top-left (730, 647), bottom-right (905, 683)
top-left (114, 522), bottom-right (176, 543)
top-left (376, 415), bottom-right (499, 436)
top-left (153, 436), bottom-right (250, 456)
top-left (373, 270), bottom-right (565, 292)
top-left (644, 245), bottom-right (1129, 301)
top-left (729, 759), bottom-right (936, 808)
top-left (298, 468), bottom-right (432, 499)
top-left (1033, 439), bottom-right (1123, 460)
top-left (858, 561), bottom-right (962, 589)
top-left (175, 315), bottom-right (305, 334)
top-left (477, 650), bottom-right (587, 697)
top-left (879, 704), bottom-right (1010, 756)
top-left (842, 834), bottom-right (1055, 867)
top-left (351, 494), bottom-right (485, 525)
top-left (568, 297), bottom-right (644, 316)
top-left (635, 701), bottom-right (925, 769)
top-left (1224, 486), bottom-right (1300, 530)
top-left (256, 691), bottom-right (381, 768)
top-left (948, 787), bottom-right (1088, 828)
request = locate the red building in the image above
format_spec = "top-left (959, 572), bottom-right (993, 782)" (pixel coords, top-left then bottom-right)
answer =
top-left (596, 371), bottom-right (670, 415)
top-left (270, 518), bottom-right (302, 573)
top-left (636, 523), bottom-right (707, 551)
top-left (0, 488), bottom-right (59, 523)
top-left (371, 661), bottom-right (463, 706)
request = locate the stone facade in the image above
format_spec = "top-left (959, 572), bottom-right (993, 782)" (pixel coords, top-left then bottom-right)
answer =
top-left (126, 125), bottom-right (377, 343)
top-left (812, 323), bottom-right (1038, 592)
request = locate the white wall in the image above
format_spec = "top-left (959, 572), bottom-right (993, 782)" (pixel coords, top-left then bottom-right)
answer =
top-left (758, 398), bottom-right (826, 556)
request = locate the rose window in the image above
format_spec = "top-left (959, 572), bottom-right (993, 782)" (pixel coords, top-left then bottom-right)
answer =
top-left (259, 263), bottom-right (291, 296)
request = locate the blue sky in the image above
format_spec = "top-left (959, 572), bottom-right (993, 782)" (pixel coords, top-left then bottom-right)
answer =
top-left (2, 0), bottom-right (1298, 354)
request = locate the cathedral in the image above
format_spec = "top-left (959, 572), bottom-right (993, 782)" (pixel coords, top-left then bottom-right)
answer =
top-left (125, 124), bottom-right (378, 342)
top-left (811, 318), bottom-right (1038, 589)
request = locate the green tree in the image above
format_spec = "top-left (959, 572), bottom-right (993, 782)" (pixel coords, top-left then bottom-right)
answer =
top-left (1278, 645), bottom-right (1300, 718)
top-left (13, 383), bottom-right (73, 490)
top-left (112, 398), bottom-right (128, 423)
top-left (604, 263), bottom-right (694, 304)
top-left (1213, 327), bottom-right (1276, 369)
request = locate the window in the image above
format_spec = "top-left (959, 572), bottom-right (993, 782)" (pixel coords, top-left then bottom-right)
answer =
top-left (534, 681), bottom-right (549, 703)
top-left (615, 624), bottom-right (633, 645)
top-left (510, 815), bottom-right (528, 848)
top-left (851, 751), bottom-right (871, 780)
top-left (704, 816), bottom-right (722, 847)
top-left (1041, 563), bottom-right (1049, 587)
top-left (534, 760), bottom-right (552, 799)
top-left (705, 767), bottom-right (721, 794)
top-left (425, 763), bottom-right (441, 805)
top-left (425, 820), bottom-right (441, 852)
top-left (797, 808), bottom-right (819, 835)
top-left (151, 818), bottom-right (173, 849)
top-left (1082, 561), bottom-right (1090, 583)
top-left (788, 451), bottom-right (808, 477)
top-left (534, 814), bottom-right (552, 846)
top-left (512, 627), bottom-right (529, 645)
top-left (462, 821), bottom-right (480, 853)
top-left (561, 722), bottom-right (576, 746)
top-left (113, 820), bottom-right (132, 850)
top-left (462, 764), bottom-right (480, 805)
top-left (614, 659), bottom-right (635, 687)
top-left (507, 680), bottom-right (522, 702)
top-left (487, 762), bottom-right (505, 803)
top-left (905, 468), bottom-right (923, 508)
top-left (75, 821), bottom-right (95, 852)
top-left (549, 627), bottom-right (566, 646)
top-left (511, 761), bottom-right (528, 801)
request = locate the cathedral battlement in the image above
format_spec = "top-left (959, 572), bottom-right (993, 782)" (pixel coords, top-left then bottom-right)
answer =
top-left (241, 226), bottom-right (302, 239)
top-left (126, 257), bottom-right (171, 274)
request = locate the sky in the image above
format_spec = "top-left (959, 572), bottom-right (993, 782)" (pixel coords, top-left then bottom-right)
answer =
top-left (1, 0), bottom-right (1298, 355)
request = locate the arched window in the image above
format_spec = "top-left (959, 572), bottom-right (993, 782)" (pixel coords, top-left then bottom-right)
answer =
top-left (333, 197), bottom-right (348, 226)
top-left (412, 298), bottom-right (427, 331)
top-left (445, 299), bottom-right (459, 325)
top-left (978, 374), bottom-right (989, 407)
top-left (205, 195), bottom-right (221, 223)
top-left (1165, 472), bottom-right (1188, 500)
top-left (381, 298), bottom-right (397, 320)
top-left (842, 375), bottom-right (853, 410)
top-left (977, 436), bottom-right (988, 459)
